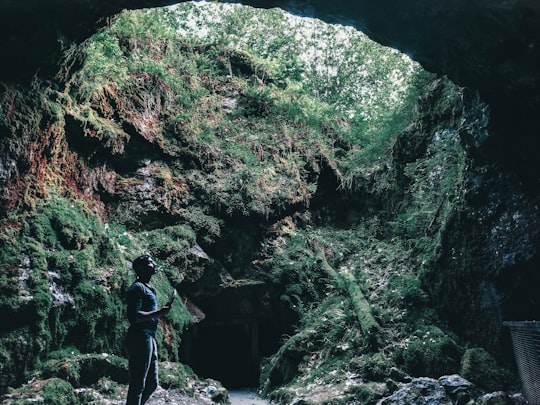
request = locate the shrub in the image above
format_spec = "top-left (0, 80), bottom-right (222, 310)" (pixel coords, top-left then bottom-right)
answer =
top-left (362, 353), bottom-right (395, 382)
top-left (42, 378), bottom-right (77, 405)
top-left (460, 348), bottom-right (516, 391)
top-left (395, 326), bottom-right (462, 377)
top-left (41, 353), bottom-right (128, 387)
top-left (159, 362), bottom-right (196, 393)
top-left (346, 384), bottom-right (381, 405)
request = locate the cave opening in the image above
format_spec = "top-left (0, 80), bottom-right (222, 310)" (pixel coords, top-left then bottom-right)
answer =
top-left (179, 283), bottom-right (297, 389)
top-left (180, 319), bottom-right (291, 389)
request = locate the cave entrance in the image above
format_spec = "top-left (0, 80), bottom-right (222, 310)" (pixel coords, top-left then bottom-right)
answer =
top-left (181, 319), bottom-right (288, 388)
top-left (179, 282), bottom-right (296, 389)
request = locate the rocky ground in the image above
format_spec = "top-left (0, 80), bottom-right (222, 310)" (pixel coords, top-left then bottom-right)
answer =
top-left (1, 381), bottom-right (228, 404)
top-left (228, 390), bottom-right (271, 405)
top-left (0, 375), bottom-right (527, 404)
top-left (0, 379), bottom-right (274, 405)
top-left (75, 385), bottom-right (271, 405)
top-left (81, 386), bottom-right (212, 405)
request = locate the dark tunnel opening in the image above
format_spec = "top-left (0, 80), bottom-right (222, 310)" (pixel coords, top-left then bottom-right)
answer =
top-left (180, 319), bottom-right (291, 389)
top-left (179, 283), bottom-right (298, 389)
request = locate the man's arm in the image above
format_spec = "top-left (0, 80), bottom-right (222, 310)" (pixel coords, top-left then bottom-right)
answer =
top-left (127, 283), bottom-right (171, 324)
top-left (131, 306), bottom-right (171, 323)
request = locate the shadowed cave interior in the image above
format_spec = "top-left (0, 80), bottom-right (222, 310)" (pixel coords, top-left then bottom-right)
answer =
top-left (180, 283), bottom-right (298, 389)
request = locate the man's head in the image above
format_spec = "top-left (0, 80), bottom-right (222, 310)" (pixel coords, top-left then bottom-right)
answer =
top-left (132, 254), bottom-right (157, 280)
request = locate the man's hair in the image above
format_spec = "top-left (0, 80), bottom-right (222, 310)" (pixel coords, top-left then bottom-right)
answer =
top-left (132, 254), bottom-right (152, 275)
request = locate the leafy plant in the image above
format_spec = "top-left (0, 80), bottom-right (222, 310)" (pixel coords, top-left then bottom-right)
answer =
top-left (394, 326), bottom-right (462, 377)
top-left (42, 378), bottom-right (78, 405)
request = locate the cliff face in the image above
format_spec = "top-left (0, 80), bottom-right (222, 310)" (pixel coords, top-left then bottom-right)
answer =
top-left (0, 1), bottom-right (539, 403)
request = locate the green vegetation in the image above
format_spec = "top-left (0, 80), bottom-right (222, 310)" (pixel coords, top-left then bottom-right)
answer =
top-left (394, 325), bottom-right (462, 377)
top-left (42, 378), bottom-right (78, 405)
top-left (167, 3), bottom-right (420, 113)
top-left (250, 73), bottom-right (485, 400)
top-left (0, 191), bottom-right (196, 394)
top-left (315, 248), bottom-right (379, 348)
top-left (460, 348), bottom-right (514, 392)
top-left (70, 16), bottom-right (355, 218)
top-left (165, 2), bottom-right (433, 183)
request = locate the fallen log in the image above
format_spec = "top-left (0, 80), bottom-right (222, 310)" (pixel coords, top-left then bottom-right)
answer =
top-left (316, 249), bottom-right (379, 349)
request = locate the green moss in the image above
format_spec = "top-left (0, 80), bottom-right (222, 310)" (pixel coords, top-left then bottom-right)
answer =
top-left (42, 358), bottom-right (81, 387)
top-left (345, 384), bottom-right (381, 405)
top-left (361, 353), bottom-right (395, 382)
top-left (41, 353), bottom-right (128, 387)
top-left (0, 229), bottom-right (28, 314)
top-left (0, 328), bottom-right (41, 393)
top-left (0, 190), bottom-right (136, 391)
top-left (394, 326), bottom-right (462, 377)
top-left (32, 291), bottom-right (53, 324)
top-left (42, 378), bottom-right (78, 405)
top-left (71, 280), bottom-right (125, 353)
top-left (48, 346), bottom-right (81, 360)
top-left (179, 206), bottom-right (223, 245)
top-left (460, 348), bottom-right (515, 391)
top-left (261, 294), bottom-right (365, 396)
top-left (316, 249), bottom-right (379, 348)
top-left (135, 224), bottom-right (196, 283)
top-left (27, 196), bottom-right (100, 250)
top-left (158, 362), bottom-right (196, 393)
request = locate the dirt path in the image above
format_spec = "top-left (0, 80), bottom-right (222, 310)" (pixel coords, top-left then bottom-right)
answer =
top-left (228, 389), bottom-right (271, 405)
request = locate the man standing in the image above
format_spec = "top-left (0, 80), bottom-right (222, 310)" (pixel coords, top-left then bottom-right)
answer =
top-left (125, 254), bottom-right (171, 405)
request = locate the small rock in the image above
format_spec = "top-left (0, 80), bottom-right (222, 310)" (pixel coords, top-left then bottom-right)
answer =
top-left (480, 391), bottom-right (513, 405)
top-left (204, 385), bottom-right (228, 403)
top-left (438, 374), bottom-right (477, 403)
top-left (377, 377), bottom-right (452, 405)
top-left (389, 367), bottom-right (412, 383)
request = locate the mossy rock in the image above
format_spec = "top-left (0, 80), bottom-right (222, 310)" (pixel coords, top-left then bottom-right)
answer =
top-left (42, 378), bottom-right (78, 405)
top-left (460, 348), bottom-right (515, 391)
top-left (265, 388), bottom-right (296, 404)
top-left (41, 353), bottom-right (128, 387)
top-left (345, 383), bottom-right (384, 405)
top-left (158, 361), bottom-right (196, 393)
top-left (395, 326), bottom-right (462, 378)
top-left (0, 327), bottom-right (43, 394)
top-left (361, 353), bottom-right (397, 382)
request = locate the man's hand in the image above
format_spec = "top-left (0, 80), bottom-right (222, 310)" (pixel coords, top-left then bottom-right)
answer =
top-left (158, 305), bottom-right (171, 317)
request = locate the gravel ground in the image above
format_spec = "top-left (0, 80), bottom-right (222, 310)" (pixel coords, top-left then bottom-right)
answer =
top-left (145, 387), bottom-right (214, 404)
top-left (1, 382), bottom-right (271, 404)
top-left (228, 389), bottom-right (271, 405)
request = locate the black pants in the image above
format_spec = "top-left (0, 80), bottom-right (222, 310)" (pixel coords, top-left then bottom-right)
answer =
top-left (126, 332), bottom-right (158, 405)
